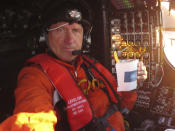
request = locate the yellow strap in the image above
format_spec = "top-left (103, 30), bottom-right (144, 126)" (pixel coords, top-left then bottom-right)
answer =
top-left (114, 51), bottom-right (120, 63)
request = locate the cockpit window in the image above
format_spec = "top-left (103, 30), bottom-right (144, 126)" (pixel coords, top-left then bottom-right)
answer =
top-left (162, 1), bottom-right (175, 69)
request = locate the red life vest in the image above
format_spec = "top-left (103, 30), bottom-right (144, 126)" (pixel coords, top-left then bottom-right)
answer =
top-left (27, 53), bottom-right (119, 131)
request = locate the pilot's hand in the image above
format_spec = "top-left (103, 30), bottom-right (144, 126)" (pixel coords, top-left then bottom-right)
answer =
top-left (0, 111), bottom-right (57, 131)
top-left (137, 61), bottom-right (147, 82)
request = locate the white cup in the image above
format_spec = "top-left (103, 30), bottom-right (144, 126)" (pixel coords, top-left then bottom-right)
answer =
top-left (115, 59), bottom-right (139, 91)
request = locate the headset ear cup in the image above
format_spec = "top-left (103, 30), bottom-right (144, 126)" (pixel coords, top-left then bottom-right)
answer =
top-left (38, 32), bottom-right (49, 52)
top-left (83, 33), bottom-right (91, 51)
top-left (43, 32), bottom-right (48, 46)
top-left (86, 35), bottom-right (91, 49)
top-left (82, 25), bottom-right (92, 51)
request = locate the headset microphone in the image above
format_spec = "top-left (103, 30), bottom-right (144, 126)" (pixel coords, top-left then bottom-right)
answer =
top-left (72, 50), bottom-right (89, 55)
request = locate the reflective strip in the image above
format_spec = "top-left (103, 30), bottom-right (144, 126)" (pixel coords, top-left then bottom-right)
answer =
top-left (47, 23), bottom-right (69, 31)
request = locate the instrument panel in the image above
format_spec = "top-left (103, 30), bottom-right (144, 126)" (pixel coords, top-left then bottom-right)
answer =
top-left (110, 9), bottom-right (162, 87)
top-left (109, 1), bottom-right (163, 111)
top-left (109, 2), bottom-right (175, 130)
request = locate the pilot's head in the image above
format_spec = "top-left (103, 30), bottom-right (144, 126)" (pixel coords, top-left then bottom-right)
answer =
top-left (43, 0), bottom-right (92, 62)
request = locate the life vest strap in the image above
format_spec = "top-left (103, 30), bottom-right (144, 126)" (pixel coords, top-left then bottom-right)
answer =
top-left (82, 56), bottom-right (121, 110)
top-left (96, 104), bottom-right (118, 131)
top-left (78, 104), bottom-right (119, 131)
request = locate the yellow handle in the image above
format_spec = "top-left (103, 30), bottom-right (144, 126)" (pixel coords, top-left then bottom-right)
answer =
top-left (114, 51), bottom-right (120, 63)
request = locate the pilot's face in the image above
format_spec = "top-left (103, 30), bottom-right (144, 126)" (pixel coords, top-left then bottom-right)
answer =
top-left (48, 22), bottom-right (83, 62)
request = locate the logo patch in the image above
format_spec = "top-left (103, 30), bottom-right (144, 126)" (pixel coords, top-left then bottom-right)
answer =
top-left (124, 70), bottom-right (137, 82)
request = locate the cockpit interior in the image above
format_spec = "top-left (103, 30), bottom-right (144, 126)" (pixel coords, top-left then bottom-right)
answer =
top-left (1, 0), bottom-right (175, 131)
